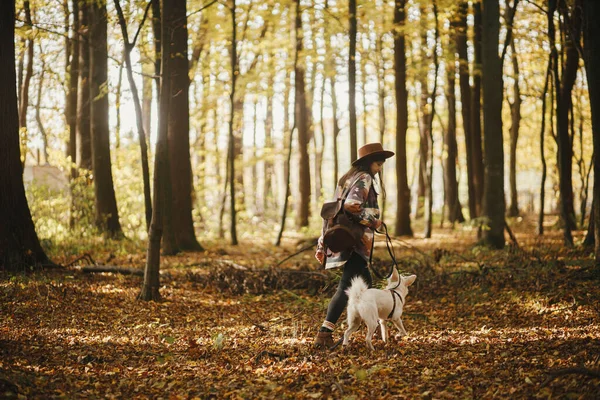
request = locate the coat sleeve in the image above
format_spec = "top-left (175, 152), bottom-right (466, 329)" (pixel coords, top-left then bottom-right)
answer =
top-left (343, 173), bottom-right (379, 229)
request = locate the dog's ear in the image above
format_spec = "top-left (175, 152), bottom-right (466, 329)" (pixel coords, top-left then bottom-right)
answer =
top-left (403, 274), bottom-right (416, 287)
top-left (391, 268), bottom-right (399, 282)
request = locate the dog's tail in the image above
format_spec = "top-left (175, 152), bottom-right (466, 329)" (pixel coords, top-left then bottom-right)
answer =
top-left (345, 276), bottom-right (368, 305)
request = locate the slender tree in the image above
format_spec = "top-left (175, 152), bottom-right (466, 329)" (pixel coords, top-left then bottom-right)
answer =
top-left (471, 0), bottom-right (484, 218)
top-left (77, 0), bottom-right (92, 171)
top-left (444, 15), bottom-right (465, 225)
top-left (140, 0), bottom-right (173, 302)
top-left (455, 1), bottom-right (475, 219)
top-left (423, 0), bottom-right (440, 238)
top-left (349, 0), bottom-right (358, 162)
top-left (538, 58), bottom-right (551, 235)
top-left (507, 37), bottom-right (522, 217)
top-left (393, 0), bottom-right (412, 236)
top-left (89, 0), bottom-right (122, 237)
top-left (582, 0), bottom-right (600, 272)
top-left (0, 0), bottom-right (50, 270)
top-left (19, 0), bottom-right (34, 167)
top-left (295, 0), bottom-right (311, 228)
top-left (167, 0), bottom-right (203, 251)
top-left (114, 0), bottom-right (153, 232)
top-left (481, 0), bottom-right (505, 248)
top-left (66, 0), bottom-right (79, 177)
top-left (227, 0), bottom-right (238, 245)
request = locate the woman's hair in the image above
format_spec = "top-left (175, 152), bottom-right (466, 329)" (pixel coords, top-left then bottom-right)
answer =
top-left (338, 156), bottom-right (387, 199)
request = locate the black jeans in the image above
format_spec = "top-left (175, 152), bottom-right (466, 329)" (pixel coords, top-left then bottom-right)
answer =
top-left (325, 252), bottom-right (372, 326)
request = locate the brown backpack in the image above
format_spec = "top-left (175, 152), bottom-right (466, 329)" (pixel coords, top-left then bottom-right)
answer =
top-left (320, 177), bottom-right (364, 253)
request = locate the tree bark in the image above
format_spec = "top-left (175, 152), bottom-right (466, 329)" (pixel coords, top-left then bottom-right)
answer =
top-left (76, 0), bottom-right (92, 171)
top-left (423, 1), bottom-right (440, 239)
top-left (114, 0), bottom-right (153, 233)
top-left (140, 0), bottom-right (174, 302)
top-left (19, 0), bottom-right (34, 167)
top-left (471, 0), bottom-right (484, 218)
top-left (295, 0), bottom-right (311, 229)
top-left (394, 0), bottom-right (412, 236)
top-left (416, 4), bottom-right (430, 220)
top-left (35, 51), bottom-right (49, 164)
top-left (481, 0), bottom-right (505, 248)
top-left (555, 0), bottom-right (582, 241)
top-left (228, 0), bottom-right (238, 245)
top-left (581, 0), bottom-right (600, 271)
top-left (67, 0), bottom-right (79, 177)
top-left (167, 0), bottom-right (202, 251)
top-left (348, 0), bottom-right (358, 163)
top-left (507, 38), bottom-right (522, 217)
top-left (538, 58), bottom-right (551, 235)
top-left (444, 26), bottom-right (465, 225)
top-left (456, 1), bottom-right (474, 220)
top-left (89, 0), bottom-right (122, 238)
top-left (0, 0), bottom-right (50, 271)
top-left (549, 0), bottom-right (574, 245)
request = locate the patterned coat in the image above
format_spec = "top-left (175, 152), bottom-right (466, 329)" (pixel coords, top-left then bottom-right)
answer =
top-left (317, 171), bottom-right (381, 269)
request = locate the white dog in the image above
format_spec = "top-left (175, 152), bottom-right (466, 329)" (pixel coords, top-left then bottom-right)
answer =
top-left (343, 269), bottom-right (416, 350)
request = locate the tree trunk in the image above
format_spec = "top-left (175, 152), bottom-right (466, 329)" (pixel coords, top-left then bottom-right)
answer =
top-left (114, 0), bottom-right (153, 233)
top-left (456, 1), bottom-right (475, 220)
top-left (507, 38), bottom-right (522, 217)
top-left (481, 0), bottom-right (505, 248)
top-left (538, 58), bottom-right (551, 235)
top-left (295, 0), bottom-right (311, 229)
top-left (444, 31), bottom-right (465, 225)
top-left (394, 0), bottom-right (412, 236)
top-left (228, 0), bottom-right (238, 245)
top-left (275, 120), bottom-right (296, 246)
top-left (376, 26), bottom-right (387, 218)
top-left (348, 0), bottom-right (358, 163)
top-left (167, 0), bottom-right (202, 251)
top-left (35, 52), bottom-right (49, 164)
top-left (416, 4), bottom-right (429, 220)
top-left (77, 0), bottom-right (92, 171)
top-left (471, 0), bottom-right (484, 218)
top-left (316, 69), bottom-right (325, 202)
top-left (554, 0), bottom-right (581, 242)
top-left (140, 0), bottom-right (173, 302)
top-left (549, 0), bottom-right (573, 245)
top-left (0, 0), bottom-right (50, 271)
top-left (423, 1), bottom-right (440, 239)
top-left (331, 76), bottom-right (340, 188)
top-left (89, 0), bottom-right (122, 238)
top-left (582, 0), bottom-right (600, 271)
top-left (67, 0), bottom-right (79, 177)
top-left (19, 0), bottom-right (34, 166)
top-left (264, 71), bottom-right (275, 211)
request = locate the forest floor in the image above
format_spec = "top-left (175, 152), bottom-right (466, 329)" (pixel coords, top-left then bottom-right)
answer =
top-left (2, 218), bottom-right (600, 399)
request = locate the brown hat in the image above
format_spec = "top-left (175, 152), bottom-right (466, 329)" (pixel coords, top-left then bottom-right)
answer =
top-left (352, 142), bottom-right (395, 166)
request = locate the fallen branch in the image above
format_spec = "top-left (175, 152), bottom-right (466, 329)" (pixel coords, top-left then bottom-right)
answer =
top-left (66, 253), bottom-right (96, 267)
top-left (254, 350), bottom-right (288, 362)
top-left (275, 242), bottom-right (317, 267)
top-left (541, 367), bottom-right (600, 387)
top-left (79, 265), bottom-right (143, 276)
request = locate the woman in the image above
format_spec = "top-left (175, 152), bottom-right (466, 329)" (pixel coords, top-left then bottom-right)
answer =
top-left (314, 142), bottom-right (394, 348)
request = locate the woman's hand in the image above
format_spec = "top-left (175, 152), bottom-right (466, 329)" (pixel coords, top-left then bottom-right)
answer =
top-left (374, 219), bottom-right (383, 230)
top-left (315, 249), bottom-right (325, 265)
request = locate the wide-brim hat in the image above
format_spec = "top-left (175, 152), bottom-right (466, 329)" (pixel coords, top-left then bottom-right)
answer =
top-left (352, 142), bottom-right (395, 166)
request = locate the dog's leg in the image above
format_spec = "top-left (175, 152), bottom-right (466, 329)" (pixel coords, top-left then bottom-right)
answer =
top-left (379, 319), bottom-right (387, 343)
top-left (392, 318), bottom-right (408, 338)
top-left (365, 321), bottom-right (377, 351)
top-left (343, 316), bottom-right (361, 346)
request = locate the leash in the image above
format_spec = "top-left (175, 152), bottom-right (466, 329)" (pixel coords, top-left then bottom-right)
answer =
top-left (368, 222), bottom-right (399, 280)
